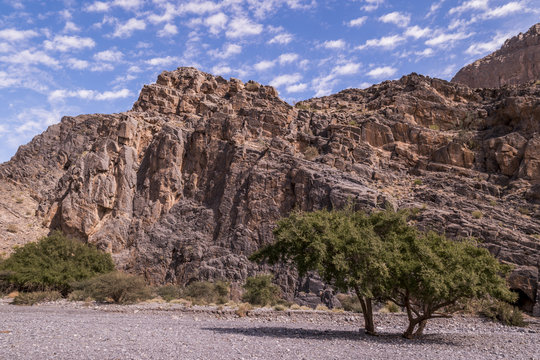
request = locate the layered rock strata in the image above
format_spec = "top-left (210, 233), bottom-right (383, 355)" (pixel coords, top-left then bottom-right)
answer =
top-left (0, 67), bottom-right (539, 313)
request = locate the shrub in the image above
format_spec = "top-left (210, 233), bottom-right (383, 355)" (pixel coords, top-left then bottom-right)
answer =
top-left (429, 124), bottom-right (440, 130)
top-left (273, 304), bottom-right (287, 311)
top-left (235, 303), bottom-right (253, 317)
top-left (472, 210), bottom-right (483, 219)
top-left (6, 224), bottom-right (18, 233)
top-left (0, 232), bottom-right (115, 295)
top-left (72, 272), bottom-right (151, 304)
top-left (12, 291), bottom-right (62, 306)
top-left (315, 304), bottom-right (329, 311)
top-left (337, 294), bottom-right (363, 313)
top-left (413, 179), bottom-right (423, 186)
top-left (156, 284), bottom-right (183, 302)
top-left (183, 281), bottom-right (229, 305)
top-left (382, 301), bottom-right (400, 313)
top-left (304, 146), bottom-right (319, 161)
top-left (242, 274), bottom-right (281, 306)
top-left (481, 301), bottom-right (526, 327)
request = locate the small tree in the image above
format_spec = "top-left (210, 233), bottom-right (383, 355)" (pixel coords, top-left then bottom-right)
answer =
top-left (250, 208), bottom-right (390, 335)
top-left (0, 231), bottom-right (115, 295)
top-left (387, 232), bottom-right (516, 338)
top-left (251, 208), bottom-right (516, 339)
top-left (242, 274), bottom-right (281, 306)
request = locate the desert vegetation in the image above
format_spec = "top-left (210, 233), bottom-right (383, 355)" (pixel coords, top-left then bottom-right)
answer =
top-left (250, 208), bottom-right (518, 338)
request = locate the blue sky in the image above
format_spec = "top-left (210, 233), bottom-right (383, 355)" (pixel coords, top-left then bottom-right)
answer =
top-left (0, 0), bottom-right (538, 163)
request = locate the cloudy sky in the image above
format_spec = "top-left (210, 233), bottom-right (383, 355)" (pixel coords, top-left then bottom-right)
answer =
top-left (0, 0), bottom-right (538, 162)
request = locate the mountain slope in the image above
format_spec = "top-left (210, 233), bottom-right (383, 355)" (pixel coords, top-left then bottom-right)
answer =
top-left (452, 23), bottom-right (540, 88)
top-left (1, 67), bottom-right (539, 314)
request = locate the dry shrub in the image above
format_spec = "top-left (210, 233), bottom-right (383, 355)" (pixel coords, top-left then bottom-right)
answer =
top-left (13, 291), bottom-right (62, 305)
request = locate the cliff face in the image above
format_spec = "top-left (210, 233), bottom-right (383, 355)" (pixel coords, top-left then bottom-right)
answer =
top-left (1, 67), bottom-right (539, 313)
top-left (452, 23), bottom-right (540, 88)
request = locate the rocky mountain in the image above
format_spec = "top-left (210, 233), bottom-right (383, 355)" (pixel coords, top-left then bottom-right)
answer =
top-left (452, 23), bottom-right (540, 88)
top-left (1, 67), bottom-right (539, 313)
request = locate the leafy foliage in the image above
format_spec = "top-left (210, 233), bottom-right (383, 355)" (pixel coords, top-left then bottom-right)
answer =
top-left (72, 272), bottom-right (151, 304)
top-left (183, 281), bottom-right (230, 305)
top-left (12, 291), bottom-right (62, 305)
top-left (242, 274), bottom-right (281, 306)
top-left (156, 284), bottom-right (184, 302)
top-left (0, 232), bottom-right (115, 295)
top-left (481, 300), bottom-right (525, 327)
top-left (251, 208), bottom-right (516, 338)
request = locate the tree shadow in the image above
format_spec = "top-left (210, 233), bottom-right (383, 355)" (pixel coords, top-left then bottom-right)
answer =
top-left (202, 326), bottom-right (463, 346)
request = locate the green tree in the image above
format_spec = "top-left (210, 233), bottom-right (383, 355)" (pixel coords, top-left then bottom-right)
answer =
top-left (251, 208), bottom-right (516, 338)
top-left (250, 208), bottom-right (390, 335)
top-left (387, 231), bottom-right (516, 338)
top-left (242, 274), bottom-right (281, 306)
top-left (0, 231), bottom-right (115, 295)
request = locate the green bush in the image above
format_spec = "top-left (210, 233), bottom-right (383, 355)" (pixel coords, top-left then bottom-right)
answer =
top-left (12, 291), bottom-right (62, 305)
top-left (183, 281), bottom-right (230, 305)
top-left (0, 232), bottom-right (115, 295)
top-left (242, 274), bottom-right (281, 306)
top-left (481, 300), bottom-right (526, 327)
top-left (72, 272), bottom-right (151, 304)
top-left (156, 284), bottom-right (183, 302)
top-left (336, 294), bottom-right (363, 313)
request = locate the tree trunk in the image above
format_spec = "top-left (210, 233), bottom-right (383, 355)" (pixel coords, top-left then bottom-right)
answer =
top-left (402, 319), bottom-right (418, 339)
top-left (354, 287), bottom-right (376, 335)
top-left (414, 319), bottom-right (427, 337)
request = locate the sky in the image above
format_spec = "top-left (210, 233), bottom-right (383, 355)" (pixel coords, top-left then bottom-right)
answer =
top-left (0, 0), bottom-right (538, 163)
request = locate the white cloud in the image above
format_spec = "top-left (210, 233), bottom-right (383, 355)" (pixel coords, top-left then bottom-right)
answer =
top-left (90, 63), bottom-right (115, 72)
top-left (113, 0), bottom-right (144, 11)
top-left (181, 1), bottom-right (221, 14)
top-left (0, 43), bottom-right (13, 53)
top-left (426, 0), bottom-right (445, 17)
top-left (44, 35), bottom-right (95, 52)
top-left (0, 50), bottom-right (59, 67)
top-left (209, 43), bottom-right (242, 58)
top-left (357, 35), bottom-right (406, 50)
top-left (333, 62), bottom-right (361, 75)
top-left (404, 26), bottom-right (431, 39)
top-left (379, 12), bottom-right (411, 27)
top-left (270, 73), bottom-right (302, 87)
top-left (366, 66), bottom-right (397, 78)
top-left (205, 12), bottom-right (228, 35)
top-left (425, 31), bottom-right (471, 46)
top-left (465, 32), bottom-right (511, 55)
top-left (323, 39), bottom-right (346, 49)
top-left (48, 88), bottom-right (132, 102)
top-left (86, 0), bottom-right (143, 12)
top-left (64, 21), bottom-right (81, 33)
top-left (268, 33), bottom-right (293, 44)
top-left (286, 83), bottom-right (307, 93)
top-left (362, 0), bottom-right (383, 12)
top-left (254, 60), bottom-right (275, 71)
top-left (415, 48), bottom-right (434, 57)
top-left (347, 16), bottom-right (367, 27)
top-left (145, 56), bottom-right (180, 67)
top-left (158, 23), bottom-right (178, 37)
top-left (0, 71), bottom-right (18, 88)
top-left (278, 53), bottom-right (299, 64)
top-left (0, 28), bottom-right (39, 42)
top-left (226, 18), bottom-right (263, 38)
top-left (148, 3), bottom-right (178, 23)
top-left (449, 0), bottom-right (488, 15)
top-left (112, 18), bottom-right (146, 38)
top-left (94, 49), bottom-right (124, 62)
top-left (66, 58), bottom-right (90, 70)
top-left (482, 1), bottom-right (525, 19)
top-left (85, 1), bottom-right (110, 12)
top-left (211, 64), bottom-right (232, 75)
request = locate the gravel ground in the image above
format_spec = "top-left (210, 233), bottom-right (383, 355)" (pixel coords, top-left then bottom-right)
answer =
top-left (0, 300), bottom-right (538, 360)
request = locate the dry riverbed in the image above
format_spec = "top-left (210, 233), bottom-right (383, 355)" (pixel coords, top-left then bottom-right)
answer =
top-left (0, 299), bottom-right (538, 360)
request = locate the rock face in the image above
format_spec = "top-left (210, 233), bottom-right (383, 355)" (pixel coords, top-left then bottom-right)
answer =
top-left (0, 67), bottom-right (539, 312)
top-left (452, 23), bottom-right (540, 88)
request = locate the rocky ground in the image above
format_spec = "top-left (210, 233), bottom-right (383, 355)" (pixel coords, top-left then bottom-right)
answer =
top-left (0, 300), bottom-right (538, 360)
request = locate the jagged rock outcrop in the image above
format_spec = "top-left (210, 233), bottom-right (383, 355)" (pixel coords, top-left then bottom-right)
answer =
top-left (452, 23), bottom-right (540, 88)
top-left (0, 67), bottom-right (539, 313)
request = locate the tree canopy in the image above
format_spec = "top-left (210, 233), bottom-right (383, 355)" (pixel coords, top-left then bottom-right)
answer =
top-left (250, 208), bottom-right (516, 338)
top-left (0, 231), bottom-right (115, 295)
